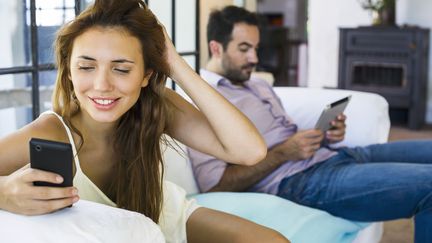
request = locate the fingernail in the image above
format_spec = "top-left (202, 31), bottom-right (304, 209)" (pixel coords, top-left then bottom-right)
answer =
top-left (73, 196), bottom-right (79, 203)
top-left (56, 176), bottom-right (63, 183)
top-left (72, 189), bottom-right (78, 196)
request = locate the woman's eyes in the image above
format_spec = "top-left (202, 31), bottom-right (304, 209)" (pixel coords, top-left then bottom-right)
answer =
top-left (113, 68), bottom-right (130, 74)
top-left (77, 66), bottom-right (130, 74)
top-left (78, 66), bottom-right (94, 71)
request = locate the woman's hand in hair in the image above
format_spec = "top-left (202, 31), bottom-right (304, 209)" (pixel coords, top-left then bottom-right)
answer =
top-left (157, 20), bottom-right (191, 83)
top-left (0, 164), bottom-right (79, 215)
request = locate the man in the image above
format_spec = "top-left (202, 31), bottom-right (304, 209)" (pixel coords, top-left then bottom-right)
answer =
top-left (188, 5), bottom-right (432, 243)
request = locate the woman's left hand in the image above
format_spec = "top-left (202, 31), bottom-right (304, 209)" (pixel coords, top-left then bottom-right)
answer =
top-left (326, 113), bottom-right (346, 144)
top-left (158, 21), bottom-right (187, 81)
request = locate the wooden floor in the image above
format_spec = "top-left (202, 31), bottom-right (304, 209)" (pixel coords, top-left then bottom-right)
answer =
top-left (380, 125), bottom-right (432, 243)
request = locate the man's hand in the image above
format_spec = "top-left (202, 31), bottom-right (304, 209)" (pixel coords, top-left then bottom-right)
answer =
top-left (326, 113), bottom-right (346, 144)
top-left (276, 129), bottom-right (324, 161)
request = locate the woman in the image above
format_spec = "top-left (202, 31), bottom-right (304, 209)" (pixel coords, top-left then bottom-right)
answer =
top-left (0, 0), bottom-right (289, 242)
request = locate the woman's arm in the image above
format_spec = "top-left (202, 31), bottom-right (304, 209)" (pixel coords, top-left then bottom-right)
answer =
top-left (186, 207), bottom-right (290, 243)
top-left (162, 28), bottom-right (266, 166)
top-left (0, 116), bottom-right (78, 215)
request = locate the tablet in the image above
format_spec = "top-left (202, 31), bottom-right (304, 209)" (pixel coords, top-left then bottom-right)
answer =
top-left (315, 95), bottom-right (351, 132)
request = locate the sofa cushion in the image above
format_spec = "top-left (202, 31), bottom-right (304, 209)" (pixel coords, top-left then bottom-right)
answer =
top-left (192, 192), bottom-right (369, 243)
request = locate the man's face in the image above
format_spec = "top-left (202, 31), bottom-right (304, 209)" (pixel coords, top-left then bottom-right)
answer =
top-left (221, 23), bottom-right (259, 84)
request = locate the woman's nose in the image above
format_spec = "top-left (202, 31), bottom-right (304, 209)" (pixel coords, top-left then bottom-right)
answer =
top-left (93, 69), bottom-right (114, 91)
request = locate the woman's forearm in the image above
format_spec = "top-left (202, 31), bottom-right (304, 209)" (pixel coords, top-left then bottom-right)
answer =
top-left (171, 59), bottom-right (266, 165)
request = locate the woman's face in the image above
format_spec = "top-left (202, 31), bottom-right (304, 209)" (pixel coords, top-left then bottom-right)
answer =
top-left (70, 26), bottom-right (149, 123)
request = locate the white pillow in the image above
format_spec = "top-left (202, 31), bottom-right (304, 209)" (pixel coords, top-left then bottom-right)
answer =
top-left (0, 200), bottom-right (165, 243)
top-left (274, 87), bottom-right (390, 146)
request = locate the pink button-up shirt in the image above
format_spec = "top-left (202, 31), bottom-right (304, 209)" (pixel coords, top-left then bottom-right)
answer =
top-left (187, 69), bottom-right (336, 194)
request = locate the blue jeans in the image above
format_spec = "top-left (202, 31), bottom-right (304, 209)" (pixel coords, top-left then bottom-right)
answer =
top-left (277, 140), bottom-right (432, 243)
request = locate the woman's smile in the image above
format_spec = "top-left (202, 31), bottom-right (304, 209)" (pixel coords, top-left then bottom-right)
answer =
top-left (89, 97), bottom-right (121, 110)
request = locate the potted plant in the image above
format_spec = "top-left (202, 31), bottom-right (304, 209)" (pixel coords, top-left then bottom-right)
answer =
top-left (358, 0), bottom-right (396, 26)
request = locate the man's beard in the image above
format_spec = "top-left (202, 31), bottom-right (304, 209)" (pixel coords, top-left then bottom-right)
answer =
top-left (221, 57), bottom-right (255, 85)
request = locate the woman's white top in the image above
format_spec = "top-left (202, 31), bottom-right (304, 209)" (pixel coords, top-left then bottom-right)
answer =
top-left (41, 111), bottom-right (200, 243)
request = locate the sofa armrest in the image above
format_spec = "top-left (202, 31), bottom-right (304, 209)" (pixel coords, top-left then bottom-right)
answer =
top-left (274, 87), bottom-right (390, 146)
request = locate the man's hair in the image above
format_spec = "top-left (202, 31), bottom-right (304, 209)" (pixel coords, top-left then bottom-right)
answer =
top-left (207, 5), bottom-right (258, 56)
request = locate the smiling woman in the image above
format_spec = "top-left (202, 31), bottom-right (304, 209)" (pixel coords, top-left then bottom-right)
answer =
top-left (0, 0), bottom-right (288, 243)
top-left (0, 0), bottom-right (198, 138)
top-left (69, 27), bottom-right (149, 123)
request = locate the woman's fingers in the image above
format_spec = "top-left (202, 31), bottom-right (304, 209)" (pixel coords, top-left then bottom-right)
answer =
top-left (22, 196), bottom-right (79, 216)
top-left (31, 186), bottom-right (78, 200)
top-left (2, 165), bottom-right (78, 215)
top-left (22, 167), bottom-right (64, 185)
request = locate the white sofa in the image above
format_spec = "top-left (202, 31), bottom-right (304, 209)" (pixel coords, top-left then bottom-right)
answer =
top-left (164, 87), bottom-right (389, 243)
top-left (0, 87), bottom-right (388, 243)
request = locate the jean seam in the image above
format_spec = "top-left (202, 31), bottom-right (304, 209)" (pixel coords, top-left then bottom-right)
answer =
top-left (315, 184), bottom-right (422, 206)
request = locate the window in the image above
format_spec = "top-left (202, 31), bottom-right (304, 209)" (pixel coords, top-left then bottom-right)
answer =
top-left (0, 0), bottom-right (199, 136)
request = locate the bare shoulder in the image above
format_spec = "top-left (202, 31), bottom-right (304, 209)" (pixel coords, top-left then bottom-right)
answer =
top-left (23, 113), bottom-right (70, 143)
top-left (0, 113), bottom-right (70, 174)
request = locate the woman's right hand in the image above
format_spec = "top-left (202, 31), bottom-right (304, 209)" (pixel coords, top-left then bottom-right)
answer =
top-left (0, 164), bottom-right (79, 215)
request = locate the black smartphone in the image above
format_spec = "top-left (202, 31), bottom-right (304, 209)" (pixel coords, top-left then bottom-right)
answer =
top-left (29, 138), bottom-right (73, 187)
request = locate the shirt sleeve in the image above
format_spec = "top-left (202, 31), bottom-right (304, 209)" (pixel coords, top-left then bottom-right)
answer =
top-left (187, 148), bottom-right (228, 192)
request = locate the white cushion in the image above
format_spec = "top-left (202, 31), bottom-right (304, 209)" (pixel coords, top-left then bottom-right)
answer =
top-left (274, 87), bottom-right (390, 147)
top-left (163, 142), bottom-right (199, 194)
top-left (0, 200), bottom-right (165, 243)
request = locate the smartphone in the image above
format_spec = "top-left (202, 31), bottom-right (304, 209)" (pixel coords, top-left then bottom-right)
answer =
top-left (315, 95), bottom-right (351, 132)
top-left (29, 138), bottom-right (73, 187)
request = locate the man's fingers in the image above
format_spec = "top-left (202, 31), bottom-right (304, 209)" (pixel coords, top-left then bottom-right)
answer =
top-left (338, 113), bottom-right (347, 121)
top-left (299, 129), bottom-right (324, 138)
top-left (327, 128), bottom-right (345, 136)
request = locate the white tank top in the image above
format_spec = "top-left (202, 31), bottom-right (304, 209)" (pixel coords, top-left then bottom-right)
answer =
top-left (41, 111), bottom-right (199, 243)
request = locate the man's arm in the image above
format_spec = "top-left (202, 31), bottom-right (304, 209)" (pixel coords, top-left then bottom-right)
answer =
top-left (209, 129), bottom-right (324, 192)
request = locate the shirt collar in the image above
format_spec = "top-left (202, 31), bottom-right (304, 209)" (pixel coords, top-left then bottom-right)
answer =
top-left (199, 69), bottom-right (227, 87)
top-left (200, 68), bottom-right (253, 90)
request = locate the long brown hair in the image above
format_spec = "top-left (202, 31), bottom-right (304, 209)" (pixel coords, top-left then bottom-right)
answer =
top-left (52, 0), bottom-right (171, 222)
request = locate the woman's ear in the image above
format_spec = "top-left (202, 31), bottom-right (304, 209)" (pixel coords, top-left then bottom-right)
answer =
top-left (141, 70), bottom-right (154, 87)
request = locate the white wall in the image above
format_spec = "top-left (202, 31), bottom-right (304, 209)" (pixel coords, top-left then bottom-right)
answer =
top-left (308, 0), bottom-right (432, 123)
top-left (199, 0), bottom-right (234, 67)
